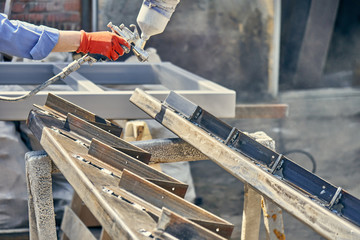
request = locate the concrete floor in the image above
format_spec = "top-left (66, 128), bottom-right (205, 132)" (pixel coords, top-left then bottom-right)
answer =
top-left (190, 87), bottom-right (360, 239)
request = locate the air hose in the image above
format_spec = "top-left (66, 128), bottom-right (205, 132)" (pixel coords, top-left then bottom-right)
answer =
top-left (0, 54), bottom-right (96, 102)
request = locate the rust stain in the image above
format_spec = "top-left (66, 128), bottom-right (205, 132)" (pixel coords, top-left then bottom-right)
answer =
top-left (272, 214), bottom-right (277, 221)
top-left (273, 229), bottom-right (285, 240)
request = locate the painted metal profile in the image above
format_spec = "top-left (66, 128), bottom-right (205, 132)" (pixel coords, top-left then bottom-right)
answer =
top-left (130, 88), bottom-right (360, 239)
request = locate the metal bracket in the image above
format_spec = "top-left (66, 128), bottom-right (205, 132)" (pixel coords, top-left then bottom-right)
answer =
top-left (270, 154), bottom-right (283, 174)
top-left (328, 187), bottom-right (343, 209)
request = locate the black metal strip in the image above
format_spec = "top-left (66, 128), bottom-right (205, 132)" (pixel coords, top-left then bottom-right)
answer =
top-left (87, 121), bottom-right (122, 137)
top-left (192, 109), bottom-right (233, 141)
top-left (228, 131), bottom-right (279, 167)
top-left (163, 91), bottom-right (360, 227)
top-left (65, 113), bottom-right (151, 164)
top-left (164, 92), bottom-right (233, 141)
top-left (337, 190), bottom-right (360, 226)
top-left (280, 158), bottom-right (337, 203)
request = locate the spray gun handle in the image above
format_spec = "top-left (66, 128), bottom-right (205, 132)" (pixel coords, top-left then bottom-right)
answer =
top-left (107, 22), bottom-right (131, 54)
top-left (107, 22), bottom-right (149, 62)
top-left (121, 45), bottom-right (131, 55)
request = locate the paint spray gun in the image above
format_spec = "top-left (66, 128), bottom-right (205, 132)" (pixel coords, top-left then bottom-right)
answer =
top-left (107, 0), bottom-right (180, 62)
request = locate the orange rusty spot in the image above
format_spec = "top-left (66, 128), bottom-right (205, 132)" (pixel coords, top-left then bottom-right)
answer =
top-left (273, 229), bottom-right (285, 240)
top-left (272, 214), bottom-right (277, 221)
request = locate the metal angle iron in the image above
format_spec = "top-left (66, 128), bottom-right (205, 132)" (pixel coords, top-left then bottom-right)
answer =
top-left (159, 91), bottom-right (360, 227)
top-left (27, 93), bottom-right (234, 239)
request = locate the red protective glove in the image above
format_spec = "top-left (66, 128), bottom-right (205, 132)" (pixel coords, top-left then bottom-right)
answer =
top-left (76, 30), bottom-right (130, 61)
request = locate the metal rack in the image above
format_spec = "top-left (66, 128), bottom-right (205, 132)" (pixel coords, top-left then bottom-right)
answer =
top-left (26, 93), bottom-right (234, 239)
top-left (130, 88), bottom-right (360, 239)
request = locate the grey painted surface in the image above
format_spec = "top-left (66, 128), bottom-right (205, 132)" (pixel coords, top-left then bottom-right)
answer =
top-left (98, 0), bottom-right (276, 102)
top-left (0, 62), bottom-right (235, 120)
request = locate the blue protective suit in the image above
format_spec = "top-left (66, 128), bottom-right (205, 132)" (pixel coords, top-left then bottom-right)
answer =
top-left (0, 13), bottom-right (59, 60)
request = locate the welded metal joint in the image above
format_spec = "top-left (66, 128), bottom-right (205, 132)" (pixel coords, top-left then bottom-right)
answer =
top-left (328, 187), bottom-right (343, 209)
top-left (190, 107), bottom-right (202, 121)
top-left (270, 154), bottom-right (283, 174)
top-left (225, 127), bottom-right (240, 146)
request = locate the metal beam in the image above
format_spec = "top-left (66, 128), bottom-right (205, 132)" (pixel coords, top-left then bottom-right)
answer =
top-left (0, 62), bottom-right (235, 120)
top-left (130, 88), bottom-right (360, 239)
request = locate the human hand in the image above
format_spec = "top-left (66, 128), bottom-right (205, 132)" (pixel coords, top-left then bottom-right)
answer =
top-left (76, 30), bottom-right (130, 61)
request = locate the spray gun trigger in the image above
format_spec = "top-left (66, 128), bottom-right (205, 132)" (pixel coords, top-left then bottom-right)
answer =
top-left (122, 45), bottom-right (131, 54)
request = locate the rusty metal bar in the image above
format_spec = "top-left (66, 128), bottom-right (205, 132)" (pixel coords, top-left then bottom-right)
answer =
top-left (37, 127), bottom-right (155, 239)
top-left (155, 208), bottom-right (227, 240)
top-left (38, 93), bottom-right (117, 128)
top-left (65, 113), bottom-right (151, 163)
top-left (89, 138), bottom-right (188, 198)
top-left (132, 138), bottom-right (208, 164)
top-left (27, 108), bottom-right (187, 198)
top-left (32, 93), bottom-right (151, 162)
top-left (118, 169), bottom-right (234, 239)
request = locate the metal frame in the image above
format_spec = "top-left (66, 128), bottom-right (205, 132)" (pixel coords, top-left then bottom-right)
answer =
top-left (130, 88), bottom-right (360, 239)
top-left (0, 62), bottom-right (235, 120)
top-left (26, 93), bottom-right (234, 239)
top-left (161, 91), bottom-right (360, 225)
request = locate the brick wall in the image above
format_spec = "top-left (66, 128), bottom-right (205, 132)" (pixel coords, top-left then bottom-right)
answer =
top-left (0, 0), bottom-right (82, 30)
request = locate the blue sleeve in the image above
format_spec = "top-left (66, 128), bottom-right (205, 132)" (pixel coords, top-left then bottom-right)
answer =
top-left (0, 13), bottom-right (59, 60)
